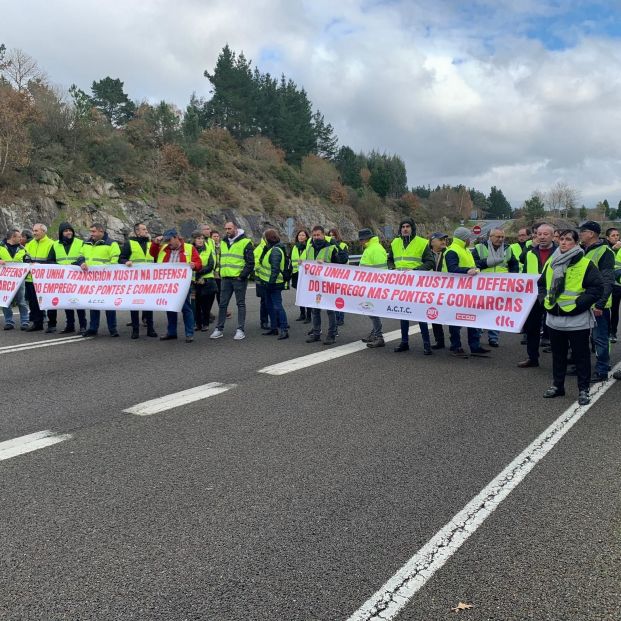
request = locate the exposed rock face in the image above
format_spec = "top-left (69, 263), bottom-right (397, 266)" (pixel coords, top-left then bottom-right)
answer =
top-left (0, 169), bottom-right (431, 242)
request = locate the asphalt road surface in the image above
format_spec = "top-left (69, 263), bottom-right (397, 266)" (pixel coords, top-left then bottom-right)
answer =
top-left (1, 289), bottom-right (619, 621)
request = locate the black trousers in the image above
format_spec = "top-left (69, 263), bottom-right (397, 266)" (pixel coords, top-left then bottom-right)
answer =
top-left (432, 323), bottom-right (445, 345)
top-left (611, 287), bottom-right (621, 336)
top-left (195, 281), bottom-right (217, 329)
top-left (25, 281), bottom-right (56, 327)
top-left (548, 327), bottom-right (591, 392)
top-left (524, 300), bottom-right (543, 362)
top-left (130, 310), bottom-right (153, 330)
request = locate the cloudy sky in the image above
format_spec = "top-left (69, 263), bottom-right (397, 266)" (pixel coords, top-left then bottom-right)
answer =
top-left (4, 0), bottom-right (621, 207)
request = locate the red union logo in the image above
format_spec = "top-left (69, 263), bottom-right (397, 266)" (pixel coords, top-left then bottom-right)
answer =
top-left (51, 297), bottom-right (59, 307)
top-left (426, 306), bottom-right (439, 320)
top-left (131, 299), bottom-right (146, 304)
top-left (456, 312), bottom-right (476, 322)
top-left (335, 297), bottom-right (345, 309)
top-left (156, 297), bottom-right (168, 306)
top-left (114, 298), bottom-right (123, 307)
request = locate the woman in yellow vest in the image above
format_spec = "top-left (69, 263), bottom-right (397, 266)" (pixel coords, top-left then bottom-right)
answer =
top-left (191, 230), bottom-right (216, 332)
top-left (540, 229), bottom-right (603, 405)
top-left (291, 229), bottom-right (311, 323)
top-left (0, 228), bottom-right (30, 330)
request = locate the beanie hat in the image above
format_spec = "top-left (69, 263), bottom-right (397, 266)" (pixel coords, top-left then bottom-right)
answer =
top-left (358, 228), bottom-right (374, 241)
top-left (453, 227), bottom-right (472, 242)
top-left (399, 218), bottom-right (416, 237)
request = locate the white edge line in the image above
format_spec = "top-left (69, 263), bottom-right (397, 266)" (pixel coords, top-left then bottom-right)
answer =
top-left (346, 363), bottom-right (621, 621)
top-left (258, 326), bottom-right (421, 375)
top-left (0, 430), bottom-right (72, 461)
top-left (0, 337), bottom-right (93, 354)
top-left (123, 382), bottom-right (237, 416)
top-left (0, 334), bottom-right (86, 351)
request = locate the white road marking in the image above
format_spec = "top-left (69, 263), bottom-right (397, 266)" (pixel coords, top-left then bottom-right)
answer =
top-left (0, 335), bottom-right (92, 354)
top-left (0, 430), bottom-right (72, 461)
top-left (346, 366), bottom-right (621, 621)
top-left (258, 326), bottom-right (421, 375)
top-left (123, 381), bottom-right (237, 416)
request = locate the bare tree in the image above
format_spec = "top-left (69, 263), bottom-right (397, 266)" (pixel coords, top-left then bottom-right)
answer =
top-left (1, 48), bottom-right (46, 91)
top-left (546, 181), bottom-right (580, 218)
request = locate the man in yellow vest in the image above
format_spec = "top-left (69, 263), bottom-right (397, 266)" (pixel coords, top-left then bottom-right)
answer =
top-left (210, 221), bottom-right (254, 341)
top-left (328, 228), bottom-right (349, 328)
top-left (150, 229), bottom-right (201, 342)
top-left (388, 218), bottom-right (435, 354)
top-left (0, 228), bottom-right (29, 330)
top-left (24, 223), bottom-right (57, 333)
top-left (49, 222), bottom-right (87, 334)
top-left (472, 228), bottom-right (519, 347)
top-left (82, 223), bottom-right (121, 338)
top-left (118, 222), bottom-right (158, 339)
top-left (358, 228), bottom-right (388, 348)
top-left (442, 227), bottom-right (490, 358)
top-left (579, 220), bottom-right (615, 381)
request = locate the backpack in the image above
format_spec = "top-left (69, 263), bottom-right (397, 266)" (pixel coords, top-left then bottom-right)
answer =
top-left (281, 246), bottom-right (293, 283)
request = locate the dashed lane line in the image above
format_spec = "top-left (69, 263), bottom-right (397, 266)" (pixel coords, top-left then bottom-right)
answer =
top-left (345, 364), bottom-right (621, 621)
top-left (123, 381), bottom-right (237, 416)
top-left (0, 430), bottom-right (72, 461)
top-left (0, 334), bottom-right (92, 354)
top-left (257, 326), bottom-right (421, 375)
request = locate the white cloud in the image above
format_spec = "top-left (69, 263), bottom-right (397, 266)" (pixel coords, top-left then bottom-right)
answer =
top-left (3, 0), bottom-right (621, 207)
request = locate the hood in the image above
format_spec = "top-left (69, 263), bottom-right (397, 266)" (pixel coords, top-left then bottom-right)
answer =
top-left (58, 221), bottom-right (75, 240)
top-left (399, 218), bottom-right (417, 239)
top-left (228, 228), bottom-right (246, 243)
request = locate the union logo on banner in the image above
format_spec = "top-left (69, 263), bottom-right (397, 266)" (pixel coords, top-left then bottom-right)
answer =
top-left (426, 307), bottom-right (439, 320)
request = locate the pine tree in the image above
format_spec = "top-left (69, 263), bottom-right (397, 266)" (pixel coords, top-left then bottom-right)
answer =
top-left (312, 110), bottom-right (338, 159)
top-left (90, 77), bottom-right (135, 126)
top-left (487, 186), bottom-right (512, 218)
top-left (334, 146), bottom-right (362, 188)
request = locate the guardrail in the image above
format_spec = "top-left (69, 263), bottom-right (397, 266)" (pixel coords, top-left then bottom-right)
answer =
top-left (348, 255), bottom-right (361, 265)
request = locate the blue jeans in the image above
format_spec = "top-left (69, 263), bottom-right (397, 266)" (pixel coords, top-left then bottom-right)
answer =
top-left (369, 316), bottom-right (383, 337)
top-left (2, 282), bottom-right (29, 326)
top-left (89, 310), bottom-right (117, 334)
top-left (265, 287), bottom-right (288, 330)
top-left (335, 311), bottom-right (345, 324)
top-left (312, 309), bottom-right (336, 337)
top-left (487, 329), bottom-right (499, 344)
top-left (593, 310), bottom-right (611, 375)
top-left (400, 320), bottom-right (430, 346)
top-left (449, 326), bottom-right (481, 351)
top-left (166, 293), bottom-right (194, 337)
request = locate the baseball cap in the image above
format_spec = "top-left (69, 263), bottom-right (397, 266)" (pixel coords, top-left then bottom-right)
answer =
top-left (162, 228), bottom-right (178, 241)
top-left (579, 221), bottom-right (601, 235)
top-left (430, 232), bottom-right (449, 240)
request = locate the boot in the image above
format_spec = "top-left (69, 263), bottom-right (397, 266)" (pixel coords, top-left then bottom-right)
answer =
top-left (323, 335), bottom-right (336, 345)
top-left (361, 331), bottom-right (375, 343)
top-left (393, 342), bottom-right (409, 352)
top-left (366, 336), bottom-right (385, 348)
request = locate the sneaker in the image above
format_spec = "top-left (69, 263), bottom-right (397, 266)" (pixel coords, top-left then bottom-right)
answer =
top-left (578, 390), bottom-right (591, 406)
top-left (185, 337), bottom-right (194, 343)
top-left (488, 341), bottom-right (499, 348)
top-left (361, 331), bottom-right (375, 343)
top-left (306, 335), bottom-right (321, 343)
top-left (366, 337), bottom-right (385, 348)
top-left (45, 326), bottom-right (57, 334)
top-left (610, 334), bottom-right (617, 343)
top-left (323, 335), bottom-right (336, 345)
top-left (3, 324), bottom-right (14, 330)
top-left (210, 329), bottom-right (224, 339)
top-left (233, 329), bottom-right (245, 340)
top-left (20, 324), bottom-right (29, 331)
top-left (543, 386), bottom-right (565, 398)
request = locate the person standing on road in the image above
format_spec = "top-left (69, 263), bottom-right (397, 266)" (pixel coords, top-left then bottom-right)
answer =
top-left (254, 235), bottom-right (270, 330)
top-left (328, 228), bottom-right (349, 328)
top-left (191, 231), bottom-right (217, 332)
top-left (359, 228), bottom-right (388, 349)
top-left (442, 227), bottom-right (490, 358)
top-left (429, 232), bottom-right (448, 349)
top-left (82, 224), bottom-right (121, 338)
top-left (210, 221), bottom-right (254, 341)
top-left (579, 221), bottom-right (615, 382)
top-left (118, 222), bottom-right (158, 339)
top-left (0, 228), bottom-right (30, 331)
top-left (49, 222), bottom-right (87, 335)
top-left (291, 229), bottom-right (311, 323)
top-left (517, 223), bottom-right (557, 368)
top-left (605, 227), bottom-right (621, 342)
top-left (540, 229), bottom-right (603, 405)
top-left (509, 227), bottom-right (532, 270)
top-left (305, 225), bottom-right (348, 346)
top-left (24, 223), bottom-right (57, 333)
top-left (472, 228), bottom-right (519, 347)
top-left (150, 229), bottom-right (201, 343)
top-left (388, 218), bottom-right (435, 355)
top-left (257, 228), bottom-right (289, 340)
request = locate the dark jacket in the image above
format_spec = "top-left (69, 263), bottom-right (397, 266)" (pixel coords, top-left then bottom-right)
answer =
top-left (193, 244), bottom-right (215, 278)
top-left (537, 254), bottom-right (603, 316)
top-left (387, 235), bottom-right (434, 270)
top-left (261, 241), bottom-right (287, 288)
top-left (583, 240), bottom-right (615, 310)
top-left (520, 243), bottom-right (558, 274)
top-left (472, 243), bottom-right (519, 273)
top-left (308, 238), bottom-right (348, 264)
top-left (48, 222), bottom-right (84, 265)
top-left (222, 232), bottom-right (254, 280)
top-left (119, 236), bottom-right (150, 264)
top-left (432, 249), bottom-right (445, 272)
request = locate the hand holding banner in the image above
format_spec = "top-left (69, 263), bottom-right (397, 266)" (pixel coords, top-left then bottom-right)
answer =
top-left (296, 261), bottom-right (539, 332)
top-left (32, 264), bottom-right (192, 312)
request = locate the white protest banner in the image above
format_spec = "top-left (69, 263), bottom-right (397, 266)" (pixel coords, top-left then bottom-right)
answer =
top-left (0, 263), bottom-right (30, 307)
top-left (296, 261), bottom-right (539, 332)
top-left (31, 264), bottom-right (192, 312)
